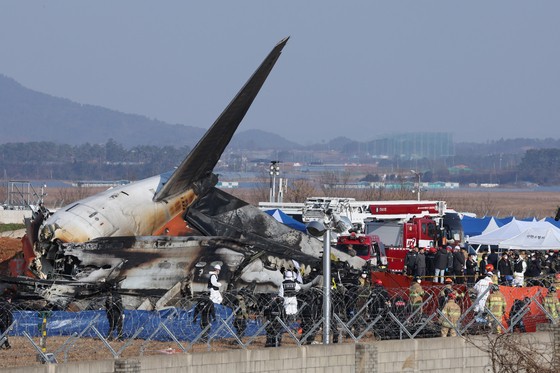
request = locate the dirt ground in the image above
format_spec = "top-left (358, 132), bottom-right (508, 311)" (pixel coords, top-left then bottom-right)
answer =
top-left (0, 334), bottom-right (326, 368)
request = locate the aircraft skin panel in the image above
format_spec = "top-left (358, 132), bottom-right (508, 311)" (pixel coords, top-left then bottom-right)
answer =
top-left (31, 235), bottom-right (315, 308)
top-left (153, 37), bottom-right (289, 202)
top-left (40, 175), bottom-right (194, 243)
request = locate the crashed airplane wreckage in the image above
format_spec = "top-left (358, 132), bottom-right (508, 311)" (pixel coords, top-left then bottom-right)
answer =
top-left (6, 37), bottom-right (365, 309)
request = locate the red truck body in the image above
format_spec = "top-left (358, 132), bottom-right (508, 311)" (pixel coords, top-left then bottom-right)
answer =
top-left (335, 201), bottom-right (462, 273)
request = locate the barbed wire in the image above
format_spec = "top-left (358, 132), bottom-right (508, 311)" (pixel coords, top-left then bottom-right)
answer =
top-left (0, 279), bottom-right (558, 368)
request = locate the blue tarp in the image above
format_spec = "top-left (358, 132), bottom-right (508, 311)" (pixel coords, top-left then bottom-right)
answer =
top-left (9, 305), bottom-right (265, 342)
top-left (543, 217), bottom-right (560, 229)
top-left (265, 209), bottom-right (307, 232)
top-left (461, 216), bottom-right (493, 237)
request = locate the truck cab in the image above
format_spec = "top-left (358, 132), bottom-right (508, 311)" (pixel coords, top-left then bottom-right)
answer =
top-left (336, 232), bottom-right (388, 268)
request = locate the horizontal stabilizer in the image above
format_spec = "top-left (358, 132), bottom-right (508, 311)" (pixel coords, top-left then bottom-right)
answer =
top-left (154, 37), bottom-right (289, 202)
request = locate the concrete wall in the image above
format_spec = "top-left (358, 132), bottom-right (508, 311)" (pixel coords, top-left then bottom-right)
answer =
top-left (1, 330), bottom-right (556, 373)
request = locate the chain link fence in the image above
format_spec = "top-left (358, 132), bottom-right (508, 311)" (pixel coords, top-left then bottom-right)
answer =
top-left (0, 280), bottom-right (558, 368)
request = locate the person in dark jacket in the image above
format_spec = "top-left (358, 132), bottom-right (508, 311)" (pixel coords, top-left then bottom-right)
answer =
top-left (404, 247), bottom-right (419, 276)
top-left (487, 249), bottom-right (499, 273)
top-left (193, 296), bottom-right (216, 341)
top-left (434, 247), bottom-right (449, 284)
top-left (497, 253), bottom-right (513, 285)
top-left (415, 247), bottom-right (427, 278)
top-left (0, 290), bottom-right (14, 349)
top-left (452, 246), bottom-right (466, 284)
top-left (264, 296), bottom-right (285, 347)
top-left (525, 253), bottom-right (542, 286)
top-left (105, 288), bottom-right (124, 341)
top-left (369, 279), bottom-right (391, 318)
top-left (466, 254), bottom-right (478, 287)
top-left (508, 297), bottom-right (530, 333)
top-left (425, 247), bottom-right (437, 281)
top-left (478, 253), bottom-right (489, 281)
top-left (446, 246), bottom-right (454, 276)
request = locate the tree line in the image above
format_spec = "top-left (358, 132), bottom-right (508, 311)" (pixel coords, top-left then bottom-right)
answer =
top-left (1, 141), bottom-right (560, 186)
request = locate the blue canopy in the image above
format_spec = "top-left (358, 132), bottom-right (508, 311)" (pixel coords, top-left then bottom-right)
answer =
top-left (462, 216), bottom-right (493, 237)
top-left (265, 209), bottom-right (307, 232)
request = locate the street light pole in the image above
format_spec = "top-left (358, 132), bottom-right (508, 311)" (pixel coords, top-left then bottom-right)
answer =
top-left (305, 211), bottom-right (351, 345)
top-left (269, 161), bottom-right (280, 202)
top-left (322, 228), bottom-right (331, 344)
top-left (411, 170), bottom-right (421, 201)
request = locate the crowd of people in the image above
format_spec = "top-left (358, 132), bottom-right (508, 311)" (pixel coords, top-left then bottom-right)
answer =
top-left (403, 245), bottom-right (560, 288)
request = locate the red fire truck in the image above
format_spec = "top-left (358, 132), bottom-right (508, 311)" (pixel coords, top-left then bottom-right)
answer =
top-left (335, 201), bottom-right (463, 272)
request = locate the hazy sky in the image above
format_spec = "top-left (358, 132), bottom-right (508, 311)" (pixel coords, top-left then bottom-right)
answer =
top-left (1, 1), bottom-right (559, 145)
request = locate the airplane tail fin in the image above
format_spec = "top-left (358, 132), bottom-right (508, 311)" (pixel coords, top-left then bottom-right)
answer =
top-left (154, 37), bottom-right (289, 202)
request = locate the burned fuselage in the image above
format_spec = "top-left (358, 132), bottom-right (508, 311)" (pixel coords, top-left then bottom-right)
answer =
top-left (35, 234), bottom-right (322, 308)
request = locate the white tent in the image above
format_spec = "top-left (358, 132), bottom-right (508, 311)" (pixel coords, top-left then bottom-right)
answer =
top-left (468, 218), bottom-right (557, 246)
top-left (499, 227), bottom-right (560, 250)
top-left (480, 217), bottom-right (501, 235)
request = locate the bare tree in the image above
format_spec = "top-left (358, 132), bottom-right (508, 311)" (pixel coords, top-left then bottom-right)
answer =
top-left (466, 333), bottom-right (556, 373)
top-left (285, 179), bottom-right (317, 203)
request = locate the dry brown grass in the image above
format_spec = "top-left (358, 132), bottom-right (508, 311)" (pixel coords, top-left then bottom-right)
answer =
top-left (232, 188), bottom-right (560, 220)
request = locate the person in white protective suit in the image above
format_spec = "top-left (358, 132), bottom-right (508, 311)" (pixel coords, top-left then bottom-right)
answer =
top-left (208, 264), bottom-right (223, 304)
top-left (512, 253), bottom-right (527, 287)
top-left (473, 271), bottom-right (494, 321)
top-left (279, 270), bottom-right (301, 316)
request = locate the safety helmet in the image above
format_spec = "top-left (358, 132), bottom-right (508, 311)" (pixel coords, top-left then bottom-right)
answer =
top-left (444, 277), bottom-right (453, 284)
top-left (505, 275), bottom-right (513, 282)
top-left (374, 279), bottom-right (383, 285)
top-left (486, 271), bottom-right (493, 277)
top-left (284, 270), bottom-right (294, 280)
top-left (485, 264), bottom-right (494, 272)
top-left (214, 264), bottom-right (222, 270)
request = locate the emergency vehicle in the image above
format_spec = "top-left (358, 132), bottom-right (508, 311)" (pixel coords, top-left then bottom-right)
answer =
top-left (332, 200), bottom-right (463, 272)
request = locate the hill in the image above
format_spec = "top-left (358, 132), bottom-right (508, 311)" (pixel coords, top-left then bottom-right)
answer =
top-left (0, 74), bottom-right (301, 150)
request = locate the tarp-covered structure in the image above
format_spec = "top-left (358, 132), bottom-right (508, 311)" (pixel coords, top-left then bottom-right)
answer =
top-left (462, 216), bottom-right (539, 238)
top-left (264, 209), bottom-right (307, 232)
top-left (468, 218), bottom-right (560, 250)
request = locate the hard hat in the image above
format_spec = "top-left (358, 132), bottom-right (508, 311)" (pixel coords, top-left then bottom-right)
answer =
top-left (446, 246), bottom-right (452, 251)
top-left (454, 246), bottom-right (461, 251)
top-left (444, 277), bottom-right (453, 284)
top-left (429, 247), bottom-right (437, 253)
top-left (485, 264), bottom-right (494, 272)
top-left (486, 271), bottom-right (493, 277)
top-left (374, 279), bottom-right (383, 285)
top-left (214, 264), bottom-right (221, 270)
top-left (505, 275), bottom-right (513, 282)
top-left (284, 270), bottom-right (294, 280)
